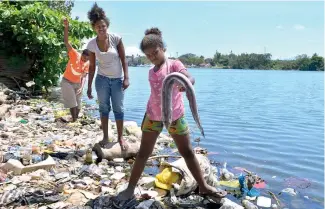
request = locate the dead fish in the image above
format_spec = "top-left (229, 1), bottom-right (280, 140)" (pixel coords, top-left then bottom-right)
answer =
top-left (161, 72), bottom-right (205, 137)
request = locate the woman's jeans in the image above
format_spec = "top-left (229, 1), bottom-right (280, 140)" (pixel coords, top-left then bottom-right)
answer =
top-left (95, 74), bottom-right (124, 120)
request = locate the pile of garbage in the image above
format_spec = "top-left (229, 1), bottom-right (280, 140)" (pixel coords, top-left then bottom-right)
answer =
top-left (0, 88), bottom-right (297, 209)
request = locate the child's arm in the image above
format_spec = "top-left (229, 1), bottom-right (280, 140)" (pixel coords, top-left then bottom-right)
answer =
top-left (77, 73), bottom-right (88, 95)
top-left (63, 18), bottom-right (72, 52)
top-left (179, 70), bottom-right (195, 86)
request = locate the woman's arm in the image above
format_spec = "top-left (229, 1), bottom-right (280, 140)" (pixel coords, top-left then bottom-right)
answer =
top-left (117, 40), bottom-right (130, 90)
top-left (87, 52), bottom-right (96, 99)
top-left (180, 70), bottom-right (195, 86)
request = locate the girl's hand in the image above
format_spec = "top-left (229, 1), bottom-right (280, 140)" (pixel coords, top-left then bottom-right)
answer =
top-left (87, 88), bottom-right (93, 99)
top-left (175, 81), bottom-right (186, 92)
top-left (178, 86), bottom-right (186, 92)
top-left (123, 78), bottom-right (130, 90)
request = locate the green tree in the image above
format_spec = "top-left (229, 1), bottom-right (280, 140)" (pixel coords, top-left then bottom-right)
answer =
top-left (309, 53), bottom-right (324, 71)
top-left (8, 0), bottom-right (74, 15)
top-left (0, 1), bottom-right (94, 89)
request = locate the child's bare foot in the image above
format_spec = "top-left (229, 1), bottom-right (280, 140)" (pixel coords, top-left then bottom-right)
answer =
top-left (118, 137), bottom-right (128, 151)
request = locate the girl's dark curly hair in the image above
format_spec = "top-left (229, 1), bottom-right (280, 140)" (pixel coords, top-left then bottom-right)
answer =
top-left (87, 3), bottom-right (110, 27)
top-left (140, 27), bottom-right (165, 52)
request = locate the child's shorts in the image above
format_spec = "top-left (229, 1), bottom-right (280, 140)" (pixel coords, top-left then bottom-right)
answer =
top-left (141, 114), bottom-right (189, 135)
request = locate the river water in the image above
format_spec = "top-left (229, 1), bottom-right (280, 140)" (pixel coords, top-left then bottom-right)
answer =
top-left (83, 68), bottom-right (324, 208)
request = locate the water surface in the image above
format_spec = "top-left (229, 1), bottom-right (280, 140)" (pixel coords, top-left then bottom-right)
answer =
top-left (84, 68), bottom-right (324, 208)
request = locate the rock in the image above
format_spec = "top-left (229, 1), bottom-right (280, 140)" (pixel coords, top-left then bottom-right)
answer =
top-left (110, 172), bottom-right (125, 180)
top-left (220, 198), bottom-right (244, 209)
top-left (242, 199), bottom-right (258, 209)
top-left (124, 121), bottom-right (138, 128)
top-left (125, 126), bottom-right (142, 138)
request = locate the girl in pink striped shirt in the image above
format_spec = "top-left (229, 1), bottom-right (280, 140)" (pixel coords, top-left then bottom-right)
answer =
top-left (112, 28), bottom-right (227, 208)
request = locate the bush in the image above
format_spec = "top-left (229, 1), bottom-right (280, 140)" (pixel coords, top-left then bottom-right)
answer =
top-left (0, 1), bottom-right (94, 89)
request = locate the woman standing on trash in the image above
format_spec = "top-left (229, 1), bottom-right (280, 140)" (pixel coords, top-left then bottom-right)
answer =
top-left (61, 18), bottom-right (89, 122)
top-left (111, 27), bottom-right (227, 208)
top-left (86, 3), bottom-right (129, 151)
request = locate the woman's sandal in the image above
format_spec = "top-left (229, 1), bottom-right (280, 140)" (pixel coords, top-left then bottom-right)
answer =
top-left (111, 195), bottom-right (137, 209)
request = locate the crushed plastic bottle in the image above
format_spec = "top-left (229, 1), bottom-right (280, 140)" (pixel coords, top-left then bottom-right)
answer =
top-left (242, 199), bottom-right (258, 209)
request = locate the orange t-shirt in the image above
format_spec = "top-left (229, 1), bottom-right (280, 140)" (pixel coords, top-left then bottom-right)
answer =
top-left (63, 48), bottom-right (89, 83)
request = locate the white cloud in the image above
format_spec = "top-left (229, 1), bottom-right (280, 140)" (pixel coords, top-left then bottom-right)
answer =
top-left (293, 24), bottom-right (305, 30)
top-left (276, 25), bottom-right (283, 29)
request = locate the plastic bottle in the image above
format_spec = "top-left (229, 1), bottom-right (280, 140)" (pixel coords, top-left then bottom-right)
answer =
top-left (85, 148), bottom-right (93, 164)
top-left (242, 199), bottom-right (258, 209)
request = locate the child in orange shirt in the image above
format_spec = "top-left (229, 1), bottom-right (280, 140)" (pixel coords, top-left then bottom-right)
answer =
top-left (60, 18), bottom-right (89, 122)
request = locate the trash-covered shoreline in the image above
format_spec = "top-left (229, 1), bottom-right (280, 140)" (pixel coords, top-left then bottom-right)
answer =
top-left (0, 87), bottom-right (300, 209)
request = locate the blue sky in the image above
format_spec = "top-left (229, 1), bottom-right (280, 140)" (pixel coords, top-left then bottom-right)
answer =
top-left (71, 1), bottom-right (324, 60)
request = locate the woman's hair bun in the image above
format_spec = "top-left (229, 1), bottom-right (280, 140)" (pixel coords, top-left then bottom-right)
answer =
top-left (88, 3), bottom-right (110, 26)
top-left (144, 27), bottom-right (162, 37)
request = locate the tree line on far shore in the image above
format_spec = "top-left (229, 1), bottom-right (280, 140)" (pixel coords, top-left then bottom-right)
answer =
top-left (127, 51), bottom-right (324, 71)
